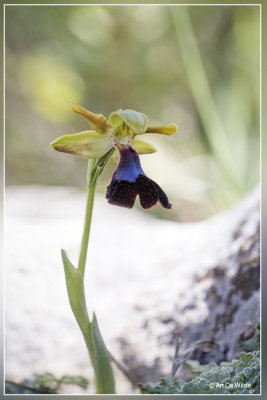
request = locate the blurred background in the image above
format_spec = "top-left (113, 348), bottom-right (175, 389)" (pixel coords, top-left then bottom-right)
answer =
top-left (5, 5), bottom-right (260, 221)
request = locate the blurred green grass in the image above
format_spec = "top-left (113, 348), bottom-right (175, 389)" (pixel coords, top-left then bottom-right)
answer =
top-left (5, 5), bottom-right (260, 221)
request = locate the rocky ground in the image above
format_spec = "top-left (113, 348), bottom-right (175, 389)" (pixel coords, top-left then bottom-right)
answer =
top-left (5, 185), bottom-right (260, 394)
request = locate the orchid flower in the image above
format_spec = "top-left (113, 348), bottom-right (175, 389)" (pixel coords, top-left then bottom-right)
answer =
top-left (51, 102), bottom-right (177, 209)
top-left (51, 102), bottom-right (177, 393)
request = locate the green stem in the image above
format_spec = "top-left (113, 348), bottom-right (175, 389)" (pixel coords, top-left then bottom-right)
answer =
top-left (77, 148), bottom-right (114, 277)
top-left (78, 179), bottom-right (96, 278)
top-left (62, 149), bottom-right (116, 393)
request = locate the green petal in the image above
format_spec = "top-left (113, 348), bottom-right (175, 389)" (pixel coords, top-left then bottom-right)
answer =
top-left (132, 139), bottom-right (157, 154)
top-left (109, 109), bottom-right (148, 135)
top-left (50, 131), bottom-right (113, 159)
top-left (145, 123), bottom-right (178, 136)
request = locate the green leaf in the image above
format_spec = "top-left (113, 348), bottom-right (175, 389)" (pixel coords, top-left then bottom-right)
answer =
top-left (34, 372), bottom-right (59, 391)
top-left (91, 312), bottom-right (115, 394)
top-left (109, 109), bottom-right (148, 135)
top-left (61, 250), bottom-right (97, 372)
top-left (186, 359), bottom-right (217, 375)
top-left (240, 352), bottom-right (254, 364)
top-left (140, 377), bottom-right (184, 394)
top-left (61, 250), bottom-right (90, 333)
top-left (50, 131), bottom-right (113, 159)
top-left (60, 375), bottom-right (89, 389)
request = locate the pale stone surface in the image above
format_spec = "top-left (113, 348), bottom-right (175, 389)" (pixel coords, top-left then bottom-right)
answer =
top-left (5, 185), bottom-right (260, 394)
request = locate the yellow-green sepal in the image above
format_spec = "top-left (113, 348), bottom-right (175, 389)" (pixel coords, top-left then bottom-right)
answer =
top-left (146, 123), bottom-right (178, 136)
top-left (68, 101), bottom-right (112, 134)
top-left (109, 109), bottom-right (148, 136)
top-left (50, 131), bottom-right (113, 159)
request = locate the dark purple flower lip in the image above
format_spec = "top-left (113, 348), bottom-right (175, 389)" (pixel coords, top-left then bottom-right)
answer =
top-left (106, 145), bottom-right (172, 209)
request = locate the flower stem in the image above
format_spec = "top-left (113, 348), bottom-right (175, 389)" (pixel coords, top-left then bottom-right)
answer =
top-left (62, 150), bottom-right (116, 393)
top-left (77, 148), bottom-right (114, 277)
top-left (78, 178), bottom-right (96, 278)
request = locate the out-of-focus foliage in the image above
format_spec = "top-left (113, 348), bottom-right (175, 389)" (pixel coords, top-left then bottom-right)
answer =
top-left (5, 5), bottom-right (260, 221)
top-left (5, 372), bottom-right (89, 394)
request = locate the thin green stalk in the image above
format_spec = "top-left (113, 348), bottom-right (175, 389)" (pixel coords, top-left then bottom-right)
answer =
top-left (62, 148), bottom-right (116, 394)
top-left (78, 179), bottom-right (96, 278)
top-left (78, 149), bottom-right (114, 277)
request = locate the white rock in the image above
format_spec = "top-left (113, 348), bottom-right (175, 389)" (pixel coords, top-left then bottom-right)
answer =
top-left (5, 185), bottom-right (260, 393)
